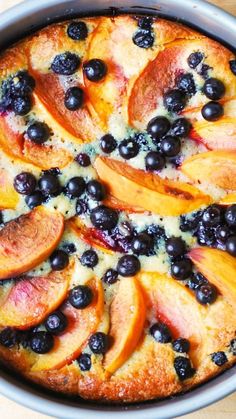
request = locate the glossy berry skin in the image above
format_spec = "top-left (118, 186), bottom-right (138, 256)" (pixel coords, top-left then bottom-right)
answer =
top-left (63, 243), bottom-right (77, 254)
top-left (80, 250), bottom-right (98, 268)
top-left (117, 254), bottom-right (141, 277)
top-left (100, 134), bottom-right (117, 153)
top-left (163, 89), bottom-right (187, 113)
top-left (226, 236), bottom-right (236, 256)
top-left (137, 16), bottom-right (153, 29)
top-left (83, 59), bottom-right (107, 82)
top-left (30, 331), bottom-right (54, 354)
top-left (145, 151), bottom-right (165, 171)
top-left (202, 205), bottom-right (222, 227)
top-left (229, 59), bottom-right (236, 75)
top-left (8, 70), bottom-right (35, 97)
top-left (187, 272), bottom-right (208, 290)
top-left (65, 176), bottom-right (85, 198)
top-left (174, 356), bottom-right (195, 381)
top-left (118, 138), bottom-right (140, 159)
top-left (88, 332), bottom-right (109, 354)
top-left (187, 51), bottom-right (204, 69)
top-left (160, 136), bottom-right (181, 157)
top-left (133, 30), bottom-right (154, 49)
top-left (150, 322), bottom-right (172, 343)
top-left (177, 73), bottom-right (196, 95)
top-left (39, 173), bottom-right (61, 196)
top-left (64, 87), bottom-right (84, 110)
top-left (50, 250), bottom-right (69, 271)
top-left (27, 122), bottom-right (50, 144)
top-left (147, 116), bottom-right (170, 139)
top-left (25, 191), bottom-right (44, 209)
top-left (203, 78), bottom-right (225, 100)
top-left (166, 236), bottom-right (186, 258)
top-left (51, 52), bottom-right (80, 75)
top-left (87, 180), bottom-right (106, 201)
top-left (90, 205), bottom-right (118, 230)
top-left (225, 205), bottom-right (236, 227)
top-left (77, 353), bottom-right (91, 371)
top-left (69, 285), bottom-right (93, 309)
top-left (195, 283), bottom-right (217, 305)
top-left (75, 153), bottom-right (91, 167)
top-left (45, 311), bottom-right (68, 335)
top-left (171, 259), bottom-right (192, 280)
top-left (13, 172), bottom-right (36, 195)
top-left (131, 232), bottom-right (153, 255)
top-left (215, 225), bottom-right (232, 243)
top-left (67, 21), bottom-right (88, 40)
top-left (171, 118), bottom-right (191, 138)
top-left (0, 328), bottom-right (17, 348)
top-left (76, 199), bottom-right (87, 215)
top-left (172, 338), bottom-right (190, 353)
top-left (211, 351), bottom-right (228, 366)
top-left (12, 96), bottom-right (32, 115)
top-left (102, 268), bottom-right (119, 285)
top-left (201, 101), bottom-right (224, 121)
top-left (196, 225), bottom-right (215, 247)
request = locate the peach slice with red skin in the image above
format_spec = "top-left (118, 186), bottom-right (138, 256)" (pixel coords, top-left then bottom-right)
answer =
top-left (0, 167), bottom-right (19, 209)
top-left (31, 277), bottom-right (104, 372)
top-left (104, 276), bottom-right (146, 374)
top-left (0, 206), bottom-right (64, 280)
top-left (0, 265), bottom-right (72, 329)
top-left (103, 194), bottom-right (145, 214)
top-left (189, 247), bottom-right (236, 306)
top-left (181, 150), bottom-right (236, 190)
top-left (94, 156), bottom-right (211, 216)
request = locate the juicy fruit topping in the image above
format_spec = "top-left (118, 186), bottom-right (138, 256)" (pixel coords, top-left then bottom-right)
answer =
top-left (13, 172), bottom-right (36, 195)
top-left (198, 63), bottom-right (212, 80)
top-left (215, 225), bottom-right (232, 243)
top-left (203, 78), bottom-right (225, 100)
top-left (187, 272), bottom-right (208, 290)
top-left (150, 322), bottom-right (172, 343)
top-left (147, 116), bottom-right (170, 139)
top-left (64, 87), bottom-right (84, 111)
top-left (171, 259), bottom-right (192, 280)
top-left (172, 338), bottom-right (190, 353)
top-left (65, 176), bottom-right (86, 198)
top-left (75, 153), bottom-right (91, 167)
top-left (0, 328), bottom-right (17, 348)
top-left (211, 351), bottom-right (228, 366)
top-left (83, 59), bottom-right (107, 82)
top-left (131, 232), bottom-right (153, 255)
top-left (45, 311), bottom-right (68, 335)
top-left (102, 269), bottom-right (119, 285)
top-left (187, 51), bottom-right (204, 69)
top-left (145, 151), bottom-right (165, 171)
top-left (160, 136), bottom-right (181, 157)
top-left (26, 122), bottom-right (50, 144)
top-left (39, 173), bottom-right (61, 196)
top-left (90, 205), bottom-right (119, 231)
top-left (87, 180), bottom-right (106, 201)
top-left (230, 339), bottom-right (236, 355)
top-left (25, 191), bottom-right (44, 209)
top-left (132, 30), bottom-right (154, 49)
top-left (118, 138), bottom-right (140, 159)
top-left (88, 332), bottom-right (109, 354)
top-left (137, 16), bottom-right (153, 29)
top-left (80, 250), bottom-right (98, 268)
top-left (229, 59), bottom-right (236, 75)
top-left (171, 118), bottom-right (191, 138)
top-left (225, 236), bottom-right (236, 256)
top-left (177, 73), bottom-right (196, 95)
top-left (51, 52), bottom-right (80, 75)
top-left (201, 101), bottom-right (224, 121)
top-left (12, 96), bottom-right (32, 116)
top-left (67, 21), bottom-right (88, 40)
top-left (30, 331), bottom-right (54, 354)
top-left (225, 205), bottom-right (236, 227)
top-left (195, 283), bottom-right (217, 305)
top-left (166, 237), bottom-right (186, 258)
top-left (117, 255), bottom-right (141, 276)
top-left (69, 285), bottom-right (93, 309)
top-left (163, 89), bottom-right (187, 113)
top-left (100, 134), bottom-right (117, 153)
top-left (50, 250), bottom-right (69, 271)
top-left (77, 353), bottom-right (91, 371)
top-left (202, 205), bottom-right (222, 227)
top-left (174, 356), bottom-right (195, 380)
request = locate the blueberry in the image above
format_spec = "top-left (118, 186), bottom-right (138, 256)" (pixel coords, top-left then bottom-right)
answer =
top-left (12, 96), bottom-right (32, 115)
top-left (187, 272), bottom-right (208, 290)
top-left (25, 191), bottom-right (44, 209)
top-left (63, 243), bottom-right (77, 254)
top-left (196, 225), bottom-right (216, 246)
top-left (8, 71), bottom-right (35, 97)
top-left (83, 59), bottom-right (107, 82)
top-left (202, 205), bottom-right (222, 226)
top-left (225, 205), bottom-right (236, 227)
top-left (145, 151), bottom-right (165, 171)
top-left (76, 199), bottom-right (87, 215)
top-left (90, 205), bottom-right (118, 230)
top-left (149, 322), bottom-right (172, 343)
top-left (117, 254), bottom-right (141, 276)
top-left (89, 332), bottom-right (109, 354)
top-left (163, 89), bottom-right (187, 113)
top-left (137, 16), bottom-right (153, 29)
top-left (0, 328), bottom-right (17, 348)
top-left (118, 138), bottom-right (140, 159)
top-left (30, 331), bottom-right (54, 354)
top-left (229, 59), bottom-right (236, 75)
top-left (45, 311), bottom-right (68, 335)
top-left (100, 134), bottom-right (117, 153)
top-left (187, 51), bottom-right (204, 69)
top-left (230, 338), bottom-right (236, 355)
top-left (64, 86), bottom-right (84, 110)
top-left (27, 122), bottom-right (50, 144)
top-left (39, 173), bottom-right (61, 196)
top-left (166, 236), bottom-right (186, 258)
top-left (50, 250), bottom-right (69, 271)
top-left (226, 236), bottom-right (236, 256)
top-left (211, 351), bottom-right (228, 366)
top-left (160, 135), bottom-right (181, 157)
top-left (147, 116), bottom-right (170, 139)
top-left (77, 353), bottom-right (91, 371)
top-left (133, 30), bottom-right (154, 49)
top-left (215, 225), bottom-right (232, 243)
top-left (65, 176), bottom-right (86, 198)
top-left (67, 21), bottom-right (88, 40)
top-left (203, 78), bottom-right (225, 100)
top-left (80, 250), bottom-right (98, 268)
top-left (201, 101), bottom-right (224, 121)
top-left (69, 285), bottom-right (93, 309)
top-left (43, 167), bottom-right (61, 177)
top-left (75, 153), bottom-right (91, 167)
top-left (172, 338), bottom-right (190, 353)
top-left (171, 259), bottom-right (192, 280)
top-left (174, 356), bottom-right (195, 380)
top-left (198, 63), bottom-right (212, 80)
top-left (131, 232), bottom-right (153, 255)
top-left (196, 283), bottom-right (217, 305)
top-left (134, 132), bottom-right (149, 148)
top-left (87, 180), bottom-right (106, 201)
top-left (171, 118), bottom-right (191, 138)
top-left (13, 172), bottom-right (36, 195)
top-left (51, 52), bottom-right (80, 75)
top-left (177, 73), bottom-right (196, 95)
top-left (102, 268), bottom-right (119, 285)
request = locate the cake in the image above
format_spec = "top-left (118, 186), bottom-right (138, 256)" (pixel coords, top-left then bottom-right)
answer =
top-left (0, 14), bottom-right (235, 403)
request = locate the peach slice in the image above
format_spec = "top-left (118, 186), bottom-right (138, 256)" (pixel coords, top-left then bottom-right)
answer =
top-left (104, 276), bottom-right (146, 374)
top-left (94, 157), bottom-right (211, 216)
top-left (103, 194), bottom-right (145, 214)
top-left (181, 150), bottom-right (236, 190)
top-left (219, 193), bottom-right (236, 205)
top-left (189, 117), bottom-right (236, 150)
top-left (0, 266), bottom-right (72, 329)
top-left (0, 168), bottom-right (19, 209)
top-left (0, 206), bottom-right (64, 280)
top-left (31, 277), bottom-right (104, 371)
top-left (189, 247), bottom-right (236, 306)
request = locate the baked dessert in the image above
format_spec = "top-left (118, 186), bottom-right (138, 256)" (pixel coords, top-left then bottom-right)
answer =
top-left (0, 14), bottom-right (235, 403)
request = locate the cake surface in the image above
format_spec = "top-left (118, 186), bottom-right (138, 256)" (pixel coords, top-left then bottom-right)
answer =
top-left (0, 14), bottom-right (235, 403)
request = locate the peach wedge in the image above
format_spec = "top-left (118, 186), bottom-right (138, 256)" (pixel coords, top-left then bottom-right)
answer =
top-left (0, 168), bottom-right (19, 210)
top-left (0, 206), bottom-right (64, 280)
top-left (189, 117), bottom-right (236, 151)
top-left (104, 276), bottom-right (146, 374)
top-left (181, 150), bottom-right (236, 190)
top-left (94, 157), bottom-right (210, 216)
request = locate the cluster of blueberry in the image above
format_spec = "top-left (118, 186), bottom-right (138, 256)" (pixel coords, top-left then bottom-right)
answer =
top-left (133, 17), bottom-right (155, 49)
top-left (0, 70), bottom-right (35, 116)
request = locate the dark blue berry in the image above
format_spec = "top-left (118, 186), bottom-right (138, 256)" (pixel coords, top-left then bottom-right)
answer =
top-left (63, 242), bottom-right (77, 254)
top-left (187, 52), bottom-right (204, 69)
top-left (150, 322), bottom-right (172, 343)
top-left (202, 205), bottom-right (222, 227)
top-left (77, 353), bottom-right (91, 371)
top-left (51, 52), bottom-right (80, 75)
top-left (196, 283), bottom-right (217, 305)
top-left (117, 255), bottom-right (141, 276)
top-left (137, 16), bottom-right (153, 29)
top-left (211, 351), bottom-right (227, 366)
top-left (83, 59), bottom-right (107, 82)
top-left (225, 205), bottom-right (236, 227)
top-left (12, 96), bottom-right (32, 115)
top-left (0, 328), bottom-right (17, 348)
top-left (100, 134), bottom-right (117, 153)
top-left (102, 268), bottom-right (119, 285)
top-left (171, 118), bottom-right (191, 138)
top-left (230, 339), bottom-right (236, 355)
top-left (39, 173), bottom-right (61, 196)
top-left (87, 180), bottom-right (106, 201)
top-left (90, 205), bottom-right (118, 231)
top-left (196, 225), bottom-right (216, 247)
top-left (172, 338), bottom-right (190, 353)
top-left (229, 60), bottom-right (236, 75)
top-left (187, 272), bottom-right (208, 290)
top-left (163, 89), bottom-right (187, 113)
top-left (13, 172), bottom-right (36, 195)
top-left (75, 153), bottom-right (91, 167)
top-left (67, 21), bottom-right (88, 40)
top-left (145, 151), bottom-right (165, 171)
top-left (118, 138), bottom-right (140, 159)
top-left (25, 191), bottom-right (44, 209)
top-left (203, 78), bottom-right (225, 100)
top-left (76, 199), bottom-right (87, 215)
top-left (30, 331), bottom-right (54, 354)
top-left (226, 236), bottom-right (236, 256)
top-left (8, 71), bottom-right (35, 97)
top-left (160, 136), bottom-right (181, 157)
top-left (65, 176), bottom-right (85, 198)
top-left (201, 101), bottom-right (224, 121)
top-left (64, 86), bottom-right (84, 110)
top-left (166, 236), bottom-right (186, 258)
top-left (45, 311), bottom-right (68, 335)
top-left (174, 356), bottom-right (195, 380)
top-left (198, 64), bottom-right (212, 79)
top-left (27, 122), bottom-right (50, 144)
top-left (171, 259), bottom-right (192, 280)
top-left (133, 30), bottom-right (154, 49)
top-left (80, 250), bottom-right (98, 268)
top-left (147, 116), bottom-right (170, 139)
top-left (88, 332), bottom-right (109, 354)
top-left (50, 250), bottom-right (69, 271)
top-left (69, 285), bottom-right (93, 309)
top-left (215, 225), bottom-right (232, 243)
top-left (177, 73), bottom-right (196, 95)
top-left (131, 232), bottom-right (153, 255)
